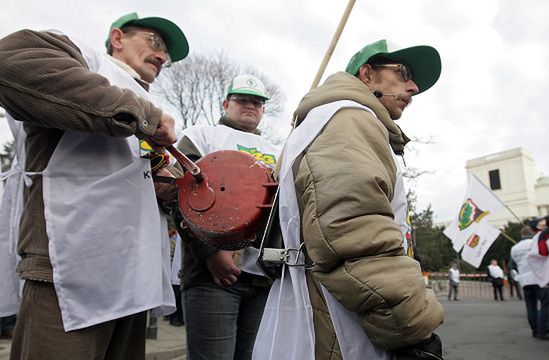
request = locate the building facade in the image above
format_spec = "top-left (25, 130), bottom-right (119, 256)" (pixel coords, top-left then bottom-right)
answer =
top-left (466, 147), bottom-right (549, 226)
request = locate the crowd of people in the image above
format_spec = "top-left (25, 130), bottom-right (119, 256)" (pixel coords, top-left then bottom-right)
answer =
top-left (0, 10), bottom-right (448, 360)
top-left (445, 217), bottom-right (549, 341)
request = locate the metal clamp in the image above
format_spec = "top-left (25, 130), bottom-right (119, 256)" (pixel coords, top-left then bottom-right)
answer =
top-left (261, 242), bottom-right (314, 269)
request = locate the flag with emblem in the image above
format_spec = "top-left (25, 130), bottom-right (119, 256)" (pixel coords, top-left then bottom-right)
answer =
top-left (460, 222), bottom-right (501, 268)
top-left (443, 174), bottom-right (506, 252)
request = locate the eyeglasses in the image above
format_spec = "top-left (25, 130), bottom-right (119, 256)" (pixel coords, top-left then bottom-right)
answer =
top-left (228, 95), bottom-right (265, 107)
top-left (373, 63), bottom-right (413, 82)
top-left (130, 31), bottom-right (172, 68)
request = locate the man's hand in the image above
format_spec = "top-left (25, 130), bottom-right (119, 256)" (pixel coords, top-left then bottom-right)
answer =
top-left (154, 166), bottom-right (178, 201)
top-left (393, 333), bottom-right (443, 360)
top-left (206, 250), bottom-right (241, 286)
top-left (146, 113), bottom-right (177, 149)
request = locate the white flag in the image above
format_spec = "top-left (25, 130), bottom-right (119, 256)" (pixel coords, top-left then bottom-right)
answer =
top-left (443, 174), bottom-right (505, 251)
top-left (461, 222), bottom-right (501, 268)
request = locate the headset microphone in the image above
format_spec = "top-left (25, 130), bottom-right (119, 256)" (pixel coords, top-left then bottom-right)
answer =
top-left (373, 90), bottom-right (398, 98)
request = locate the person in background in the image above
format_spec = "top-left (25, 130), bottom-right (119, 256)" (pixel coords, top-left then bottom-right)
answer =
top-left (487, 259), bottom-right (505, 301)
top-left (511, 225), bottom-right (549, 340)
top-left (448, 263), bottom-right (460, 301)
top-left (507, 257), bottom-right (522, 300)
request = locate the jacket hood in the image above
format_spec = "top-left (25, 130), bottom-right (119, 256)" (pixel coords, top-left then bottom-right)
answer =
top-left (294, 72), bottom-right (410, 155)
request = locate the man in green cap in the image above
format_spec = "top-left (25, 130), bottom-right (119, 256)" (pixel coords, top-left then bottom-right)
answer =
top-left (157, 74), bottom-right (280, 360)
top-left (254, 40), bottom-right (444, 360)
top-left (0, 12), bottom-right (188, 360)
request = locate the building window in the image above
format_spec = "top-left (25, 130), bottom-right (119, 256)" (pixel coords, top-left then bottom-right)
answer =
top-left (489, 169), bottom-right (501, 190)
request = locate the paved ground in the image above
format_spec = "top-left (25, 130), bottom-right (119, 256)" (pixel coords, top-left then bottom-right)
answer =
top-left (438, 298), bottom-right (549, 360)
top-left (0, 316), bottom-right (187, 360)
top-left (2, 298), bottom-right (548, 359)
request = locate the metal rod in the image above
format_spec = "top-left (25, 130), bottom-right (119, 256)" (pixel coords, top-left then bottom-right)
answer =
top-left (499, 230), bottom-right (517, 245)
top-left (309, 0), bottom-right (356, 90)
top-left (166, 145), bottom-right (203, 182)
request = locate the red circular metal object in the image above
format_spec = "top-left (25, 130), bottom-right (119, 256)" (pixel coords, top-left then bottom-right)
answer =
top-left (176, 150), bottom-right (276, 250)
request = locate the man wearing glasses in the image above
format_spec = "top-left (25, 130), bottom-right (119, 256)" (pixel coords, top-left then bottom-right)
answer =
top-left (0, 12), bottom-right (188, 359)
top-left (254, 40), bottom-right (444, 360)
top-left (166, 74), bottom-right (280, 360)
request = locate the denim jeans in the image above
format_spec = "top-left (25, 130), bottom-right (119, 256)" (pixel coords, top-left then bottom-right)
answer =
top-left (538, 287), bottom-right (549, 337)
top-left (523, 285), bottom-right (549, 337)
top-left (182, 279), bottom-right (270, 360)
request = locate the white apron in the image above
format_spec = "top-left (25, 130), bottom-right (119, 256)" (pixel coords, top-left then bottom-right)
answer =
top-left (181, 125), bottom-right (281, 275)
top-left (253, 100), bottom-right (410, 360)
top-left (1, 34), bottom-right (174, 330)
top-left (171, 233), bottom-right (182, 285)
top-left (0, 119), bottom-right (32, 316)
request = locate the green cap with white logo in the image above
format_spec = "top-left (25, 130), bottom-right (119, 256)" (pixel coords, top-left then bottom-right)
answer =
top-left (227, 74), bottom-right (269, 100)
top-left (105, 12), bottom-right (189, 62)
top-left (345, 39), bottom-right (441, 94)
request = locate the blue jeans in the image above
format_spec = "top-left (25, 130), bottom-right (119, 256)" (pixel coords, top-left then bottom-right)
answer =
top-left (538, 287), bottom-right (549, 337)
top-left (182, 279), bottom-right (270, 360)
top-left (523, 285), bottom-right (549, 337)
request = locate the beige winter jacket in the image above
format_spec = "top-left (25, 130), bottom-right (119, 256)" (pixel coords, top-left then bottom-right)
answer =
top-left (292, 72), bottom-right (443, 357)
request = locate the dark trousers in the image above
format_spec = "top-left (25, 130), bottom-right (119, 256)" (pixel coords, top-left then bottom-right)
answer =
top-left (0, 315), bottom-right (16, 337)
top-left (492, 278), bottom-right (504, 300)
top-left (448, 283), bottom-right (458, 300)
top-left (509, 280), bottom-right (522, 299)
top-left (10, 281), bottom-right (148, 360)
top-left (169, 284), bottom-right (184, 325)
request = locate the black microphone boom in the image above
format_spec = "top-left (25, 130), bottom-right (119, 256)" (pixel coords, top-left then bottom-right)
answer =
top-left (373, 90), bottom-right (397, 98)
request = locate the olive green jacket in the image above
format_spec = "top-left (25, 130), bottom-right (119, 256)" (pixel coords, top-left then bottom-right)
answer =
top-left (292, 72), bottom-right (443, 356)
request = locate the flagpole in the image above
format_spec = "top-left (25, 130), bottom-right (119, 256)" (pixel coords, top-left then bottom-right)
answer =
top-left (472, 174), bottom-right (523, 224)
top-left (499, 230), bottom-right (517, 245)
top-left (309, 0), bottom-right (356, 90)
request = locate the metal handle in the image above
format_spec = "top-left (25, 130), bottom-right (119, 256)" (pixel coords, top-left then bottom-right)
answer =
top-left (166, 145), bottom-right (203, 182)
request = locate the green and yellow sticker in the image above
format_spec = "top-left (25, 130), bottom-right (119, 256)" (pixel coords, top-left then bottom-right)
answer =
top-left (237, 145), bottom-right (276, 165)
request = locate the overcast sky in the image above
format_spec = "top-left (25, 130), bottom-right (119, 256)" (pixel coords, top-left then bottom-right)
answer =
top-left (1, 0), bottom-right (549, 222)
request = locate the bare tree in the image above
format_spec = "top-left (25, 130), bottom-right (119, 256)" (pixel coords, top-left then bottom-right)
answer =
top-left (0, 140), bottom-right (15, 173)
top-left (402, 136), bottom-right (436, 182)
top-left (153, 51), bottom-right (285, 131)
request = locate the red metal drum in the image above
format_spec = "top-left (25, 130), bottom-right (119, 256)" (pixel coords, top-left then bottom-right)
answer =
top-left (176, 150), bottom-right (277, 250)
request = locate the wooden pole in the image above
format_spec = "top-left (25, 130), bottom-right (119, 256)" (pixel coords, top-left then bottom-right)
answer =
top-left (499, 231), bottom-right (517, 245)
top-left (309, 0), bottom-right (356, 90)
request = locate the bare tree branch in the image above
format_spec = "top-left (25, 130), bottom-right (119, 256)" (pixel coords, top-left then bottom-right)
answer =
top-left (152, 50), bottom-right (285, 135)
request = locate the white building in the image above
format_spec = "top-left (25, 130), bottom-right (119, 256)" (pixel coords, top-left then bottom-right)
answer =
top-left (466, 147), bottom-right (549, 226)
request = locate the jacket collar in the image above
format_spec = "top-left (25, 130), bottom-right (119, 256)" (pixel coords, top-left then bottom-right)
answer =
top-left (294, 72), bottom-right (410, 155)
top-left (218, 115), bottom-right (262, 135)
top-left (107, 55), bottom-right (150, 91)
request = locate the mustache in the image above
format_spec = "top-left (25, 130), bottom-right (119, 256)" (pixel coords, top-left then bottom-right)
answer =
top-left (145, 57), bottom-right (163, 72)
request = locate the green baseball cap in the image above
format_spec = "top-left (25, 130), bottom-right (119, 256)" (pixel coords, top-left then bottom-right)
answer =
top-left (227, 74), bottom-right (270, 100)
top-left (345, 39), bottom-right (441, 94)
top-left (105, 12), bottom-right (189, 62)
